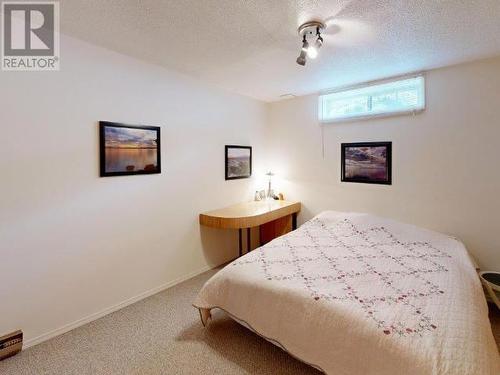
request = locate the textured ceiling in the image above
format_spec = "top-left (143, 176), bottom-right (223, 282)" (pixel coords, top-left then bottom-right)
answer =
top-left (60, 0), bottom-right (500, 102)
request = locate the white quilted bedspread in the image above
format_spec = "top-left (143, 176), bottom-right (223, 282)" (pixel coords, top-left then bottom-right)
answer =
top-left (194, 212), bottom-right (499, 374)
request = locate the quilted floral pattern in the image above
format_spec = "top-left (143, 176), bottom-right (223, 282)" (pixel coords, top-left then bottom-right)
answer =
top-left (232, 216), bottom-right (451, 337)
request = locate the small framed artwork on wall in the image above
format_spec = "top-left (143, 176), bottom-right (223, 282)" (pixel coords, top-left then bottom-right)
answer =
top-left (341, 142), bottom-right (392, 185)
top-left (225, 145), bottom-right (252, 180)
top-left (99, 121), bottom-right (161, 177)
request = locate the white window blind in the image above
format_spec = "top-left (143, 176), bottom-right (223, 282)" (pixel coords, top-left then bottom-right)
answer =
top-left (319, 75), bottom-right (425, 123)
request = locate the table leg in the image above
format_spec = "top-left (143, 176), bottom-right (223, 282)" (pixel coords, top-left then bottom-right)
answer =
top-left (292, 213), bottom-right (298, 230)
top-left (247, 227), bottom-right (251, 253)
top-left (238, 228), bottom-right (242, 257)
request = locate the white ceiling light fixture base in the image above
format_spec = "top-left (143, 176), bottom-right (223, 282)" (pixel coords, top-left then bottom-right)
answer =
top-left (296, 21), bottom-right (326, 66)
top-left (298, 21), bottom-right (326, 38)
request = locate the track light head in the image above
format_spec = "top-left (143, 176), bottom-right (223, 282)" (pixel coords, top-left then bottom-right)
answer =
top-left (307, 46), bottom-right (318, 59)
top-left (296, 35), bottom-right (308, 65)
top-left (315, 34), bottom-right (324, 50)
top-left (308, 35), bottom-right (323, 59)
top-left (301, 35), bottom-right (309, 51)
top-left (296, 50), bottom-right (307, 66)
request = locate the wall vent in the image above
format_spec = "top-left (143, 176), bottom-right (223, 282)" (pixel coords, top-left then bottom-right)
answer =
top-left (0, 330), bottom-right (23, 361)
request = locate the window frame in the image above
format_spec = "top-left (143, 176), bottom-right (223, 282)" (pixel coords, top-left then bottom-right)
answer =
top-left (318, 73), bottom-right (426, 124)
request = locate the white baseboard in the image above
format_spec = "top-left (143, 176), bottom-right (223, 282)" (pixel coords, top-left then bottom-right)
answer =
top-left (23, 265), bottom-right (212, 349)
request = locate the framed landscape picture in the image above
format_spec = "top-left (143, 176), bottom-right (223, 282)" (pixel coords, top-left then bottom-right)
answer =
top-left (99, 121), bottom-right (161, 177)
top-left (341, 142), bottom-right (392, 185)
top-left (225, 145), bottom-right (252, 180)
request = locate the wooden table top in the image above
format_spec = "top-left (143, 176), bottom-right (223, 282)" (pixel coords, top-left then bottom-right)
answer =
top-left (199, 200), bottom-right (301, 229)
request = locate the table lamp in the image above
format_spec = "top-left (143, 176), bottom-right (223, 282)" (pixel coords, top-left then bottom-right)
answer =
top-left (266, 171), bottom-right (275, 199)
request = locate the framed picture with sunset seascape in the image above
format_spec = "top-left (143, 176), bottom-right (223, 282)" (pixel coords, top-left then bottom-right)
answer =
top-left (99, 121), bottom-right (161, 177)
top-left (341, 142), bottom-right (392, 185)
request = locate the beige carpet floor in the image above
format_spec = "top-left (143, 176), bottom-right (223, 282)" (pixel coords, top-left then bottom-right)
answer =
top-left (0, 268), bottom-right (320, 375)
top-left (1, 268), bottom-right (499, 375)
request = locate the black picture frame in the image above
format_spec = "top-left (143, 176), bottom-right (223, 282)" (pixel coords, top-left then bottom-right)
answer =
top-left (225, 145), bottom-right (252, 180)
top-left (341, 142), bottom-right (392, 185)
top-left (99, 121), bottom-right (161, 177)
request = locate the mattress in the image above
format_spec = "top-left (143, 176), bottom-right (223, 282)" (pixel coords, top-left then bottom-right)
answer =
top-left (194, 211), bottom-right (499, 374)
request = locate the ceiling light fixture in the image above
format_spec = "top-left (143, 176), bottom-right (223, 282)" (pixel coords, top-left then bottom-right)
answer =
top-left (296, 21), bottom-right (325, 66)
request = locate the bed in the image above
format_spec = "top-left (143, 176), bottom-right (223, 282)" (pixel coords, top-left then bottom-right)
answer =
top-left (193, 211), bottom-right (499, 374)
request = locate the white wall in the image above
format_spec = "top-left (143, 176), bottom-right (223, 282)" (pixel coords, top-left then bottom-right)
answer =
top-left (268, 56), bottom-right (500, 271)
top-left (0, 35), bottom-right (268, 345)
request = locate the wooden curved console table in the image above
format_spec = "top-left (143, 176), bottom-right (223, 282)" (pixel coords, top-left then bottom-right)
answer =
top-left (199, 200), bottom-right (301, 257)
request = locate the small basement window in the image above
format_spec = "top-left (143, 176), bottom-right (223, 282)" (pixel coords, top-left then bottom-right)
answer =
top-left (319, 75), bottom-right (425, 123)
